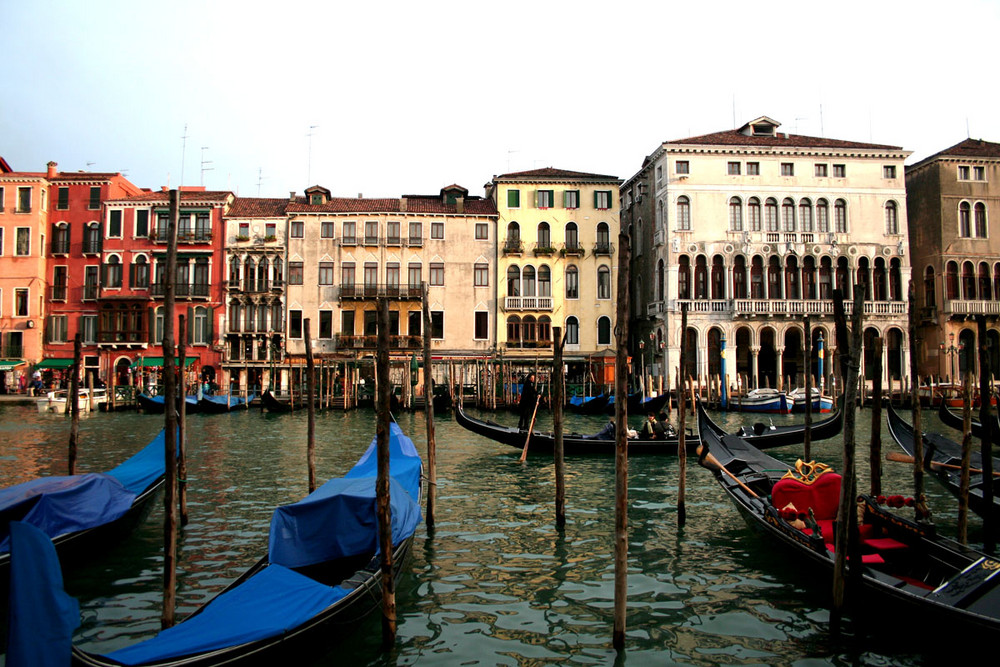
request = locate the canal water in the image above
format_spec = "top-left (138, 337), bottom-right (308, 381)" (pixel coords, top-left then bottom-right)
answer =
top-left (0, 401), bottom-right (981, 665)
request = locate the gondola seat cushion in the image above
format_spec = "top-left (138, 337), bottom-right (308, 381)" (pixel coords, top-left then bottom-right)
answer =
top-left (772, 472), bottom-right (842, 542)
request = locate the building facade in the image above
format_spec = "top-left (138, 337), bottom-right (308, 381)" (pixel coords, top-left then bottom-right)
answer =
top-left (906, 138), bottom-right (1000, 382)
top-left (640, 116), bottom-right (912, 393)
top-left (488, 168), bottom-right (621, 386)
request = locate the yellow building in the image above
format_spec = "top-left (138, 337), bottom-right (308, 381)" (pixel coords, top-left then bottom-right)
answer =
top-left (488, 168), bottom-right (622, 382)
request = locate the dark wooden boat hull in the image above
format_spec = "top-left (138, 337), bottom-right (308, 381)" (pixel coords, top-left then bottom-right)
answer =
top-left (697, 400), bottom-right (843, 449)
top-left (261, 390), bottom-right (292, 413)
top-left (456, 405), bottom-right (699, 455)
top-left (937, 400), bottom-right (1000, 448)
top-left (697, 414), bottom-right (1000, 644)
top-left (137, 393), bottom-right (201, 414)
top-left (568, 394), bottom-right (610, 415)
top-left (887, 403), bottom-right (1000, 527)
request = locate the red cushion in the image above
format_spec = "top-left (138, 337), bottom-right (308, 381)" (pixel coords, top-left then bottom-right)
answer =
top-left (772, 473), bottom-right (842, 522)
top-left (825, 543), bottom-right (885, 564)
top-left (863, 537), bottom-right (908, 551)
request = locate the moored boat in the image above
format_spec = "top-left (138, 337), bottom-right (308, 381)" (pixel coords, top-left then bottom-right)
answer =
top-left (137, 392), bottom-right (200, 414)
top-left (937, 399), bottom-right (1000, 448)
top-left (697, 399), bottom-right (842, 449)
top-left (35, 388), bottom-right (108, 414)
top-left (735, 388), bottom-right (791, 414)
top-left (198, 393), bottom-right (256, 413)
top-left (787, 387), bottom-right (834, 413)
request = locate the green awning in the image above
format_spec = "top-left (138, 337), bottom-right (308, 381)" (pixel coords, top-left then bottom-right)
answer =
top-left (131, 357), bottom-right (197, 369)
top-left (35, 358), bottom-right (75, 370)
top-left (0, 359), bottom-right (25, 371)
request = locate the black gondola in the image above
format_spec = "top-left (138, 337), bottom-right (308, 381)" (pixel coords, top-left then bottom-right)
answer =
top-left (137, 392), bottom-right (200, 414)
top-left (887, 402), bottom-right (1000, 527)
top-left (455, 404), bottom-right (699, 455)
top-left (261, 389), bottom-right (292, 413)
top-left (198, 393), bottom-right (256, 413)
top-left (697, 410), bottom-right (1000, 644)
top-left (67, 422), bottom-right (423, 666)
top-left (697, 398), bottom-right (843, 449)
top-left (568, 393), bottom-right (611, 415)
top-left (937, 399), bottom-right (1000, 448)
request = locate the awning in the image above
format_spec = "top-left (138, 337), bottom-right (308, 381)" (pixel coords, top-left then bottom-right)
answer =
top-left (34, 359), bottom-right (75, 370)
top-left (0, 359), bottom-right (25, 371)
top-left (130, 357), bottom-right (197, 369)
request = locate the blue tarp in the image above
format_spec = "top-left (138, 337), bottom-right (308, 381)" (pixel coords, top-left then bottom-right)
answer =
top-left (6, 521), bottom-right (80, 667)
top-left (200, 393), bottom-right (256, 409)
top-left (270, 422), bottom-right (422, 568)
top-left (141, 393), bottom-right (199, 407)
top-left (105, 564), bottom-right (348, 665)
top-left (0, 430), bottom-right (166, 554)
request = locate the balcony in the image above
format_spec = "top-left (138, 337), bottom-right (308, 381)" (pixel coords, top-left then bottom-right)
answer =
top-left (97, 330), bottom-right (146, 344)
top-left (364, 234), bottom-right (379, 247)
top-left (49, 285), bottom-right (68, 301)
top-left (82, 239), bottom-right (102, 255)
top-left (150, 282), bottom-right (211, 298)
top-left (561, 242), bottom-right (585, 257)
top-left (505, 339), bottom-right (554, 350)
top-left (593, 242), bottom-right (614, 256)
top-left (83, 284), bottom-right (99, 301)
top-left (408, 236), bottom-right (423, 247)
top-left (646, 301), bottom-right (664, 317)
top-left (675, 299), bottom-right (732, 314)
top-left (729, 299), bottom-right (907, 318)
top-left (334, 334), bottom-right (423, 350)
top-left (51, 239), bottom-right (70, 255)
top-left (338, 284), bottom-right (423, 301)
top-left (341, 235), bottom-right (357, 246)
top-left (154, 230), bottom-right (213, 244)
top-left (502, 239), bottom-right (524, 255)
top-left (943, 299), bottom-right (1000, 317)
top-left (386, 235), bottom-right (402, 247)
top-left (504, 296), bottom-right (553, 311)
top-left (533, 243), bottom-right (556, 257)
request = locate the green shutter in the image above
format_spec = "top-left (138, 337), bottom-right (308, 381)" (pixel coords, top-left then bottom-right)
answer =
top-left (187, 306), bottom-right (194, 345)
top-left (507, 189), bottom-right (519, 208)
top-left (206, 306), bottom-right (214, 341)
top-left (148, 308), bottom-right (156, 345)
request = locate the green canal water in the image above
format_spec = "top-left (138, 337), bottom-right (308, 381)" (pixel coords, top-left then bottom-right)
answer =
top-left (0, 401), bottom-right (983, 665)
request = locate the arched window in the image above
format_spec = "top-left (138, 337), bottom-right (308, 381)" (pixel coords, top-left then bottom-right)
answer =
top-left (273, 256), bottom-right (283, 285)
top-left (538, 316), bottom-right (551, 344)
top-left (565, 222), bottom-right (579, 251)
top-left (890, 258), bottom-right (902, 301)
top-left (566, 265), bottom-right (579, 299)
top-left (523, 265), bottom-right (536, 297)
top-left (834, 199), bottom-right (848, 233)
top-left (785, 255), bottom-right (800, 299)
top-left (767, 256), bottom-right (782, 299)
top-left (816, 199), bottom-right (829, 233)
top-left (946, 261), bottom-right (959, 299)
top-left (676, 196), bottom-right (690, 230)
top-left (131, 255), bottom-right (149, 289)
top-left (522, 315), bottom-right (537, 345)
top-left (924, 266), bottom-right (936, 308)
top-left (885, 201), bottom-right (899, 235)
top-left (507, 265), bottom-right (520, 297)
top-left (748, 197), bottom-right (761, 232)
top-left (979, 261), bottom-right (991, 301)
top-left (960, 202), bottom-right (972, 238)
top-left (733, 256), bottom-right (747, 299)
top-left (750, 256), bottom-right (764, 298)
top-left (729, 197), bottom-right (742, 231)
top-left (802, 255), bottom-right (816, 299)
top-left (537, 221), bottom-right (551, 249)
top-left (836, 256), bottom-right (851, 299)
top-left (507, 315), bottom-right (521, 344)
top-left (258, 258), bottom-right (270, 291)
top-left (229, 302), bottom-right (241, 334)
top-left (657, 259), bottom-right (665, 301)
top-left (819, 257), bottom-right (833, 299)
top-left (694, 256), bottom-right (708, 299)
top-left (995, 263), bottom-right (1000, 300)
top-left (597, 316), bottom-right (612, 346)
top-left (962, 261), bottom-right (976, 299)
top-left (596, 222), bottom-right (610, 249)
top-left (244, 257), bottom-right (256, 292)
top-left (782, 198), bottom-right (796, 232)
top-left (566, 316), bottom-right (580, 345)
top-left (597, 266), bottom-right (611, 299)
top-left (857, 257), bottom-right (872, 300)
top-left (538, 265), bottom-right (551, 297)
top-left (507, 221), bottom-right (520, 241)
top-left (104, 255), bottom-right (123, 288)
top-left (799, 199), bottom-right (813, 233)
top-left (975, 203), bottom-right (987, 237)
top-left (678, 256), bottom-right (691, 299)
top-left (229, 256), bottom-right (240, 284)
top-left (711, 255), bottom-right (725, 299)
top-left (873, 257), bottom-right (887, 301)
top-left (765, 198), bottom-right (778, 232)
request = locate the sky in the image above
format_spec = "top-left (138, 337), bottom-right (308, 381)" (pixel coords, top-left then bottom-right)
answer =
top-left (3, 0), bottom-right (999, 200)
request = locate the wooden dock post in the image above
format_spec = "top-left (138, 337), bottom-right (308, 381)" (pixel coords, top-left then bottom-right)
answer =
top-left (612, 231), bottom-right (630, 651)
top-left (68, 334), bottom-right (82, 475)
top-left (677, 304), bottom-right (688, 527)
top-left (959, 371), bottom-right (973, 544)
top-left (976, 316), bottom-right (996, 552)
top-left (305, 319), bottom-right (316, 494)
top-left (161, 188), bottom-right (180, 630)
top-left (870, 336), bottom-right (883, 498)
top-left (178, 316), bottom-right (188, 526)
top-left (908, 284), bottom-right (925, 520)
top-left (803, 316), bottom-right (812, 462)
top-left (553, 327), bottom-right (566, 529)
top-left (375, 298), bottom-right (397, 647)
top-left (422, 285), bottom-right (437, 528)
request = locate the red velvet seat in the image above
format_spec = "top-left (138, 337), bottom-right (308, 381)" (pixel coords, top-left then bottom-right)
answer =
top-left (772, 472), bottom-right (843, 543)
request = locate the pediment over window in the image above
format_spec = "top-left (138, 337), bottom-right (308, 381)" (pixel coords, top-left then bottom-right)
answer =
top-left (738, 116), bottom-right (781, 137)
top-left (305, 185), bottom-right (332, 205)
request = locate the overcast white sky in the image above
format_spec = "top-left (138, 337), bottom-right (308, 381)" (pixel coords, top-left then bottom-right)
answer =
top-left (3, 0), bottom-right (998, 199)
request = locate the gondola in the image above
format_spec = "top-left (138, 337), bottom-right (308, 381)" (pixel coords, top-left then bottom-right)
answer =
top-left (198, 393), bottom-right (256, 413)
top-left (887, 403), bottom-right (1000, 527)
top-left (137, 392), bottom-right (200, 414)
top-left (1, 429), bottom-right (167, 583)
top-left (66, 422), bottom-right (423, 666)
top-left (696, 412), bottom-right (1000, 643)
top-left (937, 399), bottom-right (1000, 448)
top-left (568, 393), bottom-right (610, 415)
top-left (735, 387), bottom-right (791, 414)
top-left (261, 389), bottom-right (292, 413)
top-left (629, 392), bottom-right (670, 415)
top-left (455, 404), bottom-right (699, 455)
top-left (697, 398), bottom-right (843, 449)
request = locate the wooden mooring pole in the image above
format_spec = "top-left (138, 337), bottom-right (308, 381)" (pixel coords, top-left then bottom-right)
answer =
top-left (677, 304), bottom-right (688, 527)
top-left (553, 326), bottom-right (566, 529)
top-left (612, 231), bottom-right (630, 650)
top-left (908, 284), bottom-right (925, 522)
top-left (178, 316), bottom-right (188, 525)
top-left (375, 298), bottom-right (397, 647)
top-left (305, 318), bottom-right (316, 494)
top-left (870, 337), bottom-right (883, 498)
top-left (68, 334), bottom-right (82, 475)
top-left (161, 188), bottom-right (180, 630)
top-left (976, 315), bottom-right (996, 552)
top-left (959, 371), bottom-right (973, 545)
top-left (422, 285), bottom-right (437, 528)
top-left (803, 316), bottom-right (812, 462)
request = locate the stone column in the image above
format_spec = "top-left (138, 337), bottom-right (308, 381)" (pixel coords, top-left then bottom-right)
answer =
top-left (750, 346), bottom-right (760, 389)
top-left (776, 346), bottom-right (785, 390)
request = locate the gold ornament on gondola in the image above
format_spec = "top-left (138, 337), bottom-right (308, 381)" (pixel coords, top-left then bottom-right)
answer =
top-left (781, 460), bottom-right (835, 485)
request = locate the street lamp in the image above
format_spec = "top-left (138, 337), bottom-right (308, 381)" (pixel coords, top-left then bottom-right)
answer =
top-left (939, 331), bottom-right (963, 384)
top-left (638, 339), bottom-right (646, 399)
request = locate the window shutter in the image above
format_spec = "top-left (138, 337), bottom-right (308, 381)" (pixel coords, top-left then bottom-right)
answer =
top-left (100, 263), bottom-right (108, 287)
top-left (148, 308), bottom-right (156, 345)
top-left (129, 262), bottom-right (136, 288)
top-left (594, 191), bottom-right (600, 208)
top-left (206, 306), bottom-right (214, 342)
top-left (187, 306), bottom-right (194, 344)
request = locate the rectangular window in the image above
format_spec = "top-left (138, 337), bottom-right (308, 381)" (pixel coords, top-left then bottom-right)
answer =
top-left (15, 228), bottom-right (30, 256)
top-left (342, 221), bottom-right (356, 244)
top-left (780, 163), bottom-right (794, 176)
top-left (475, 222), bottom-right (488, 240)
top-left (289, 310), bottom-right (303, 338)
top-left (81, 315), bottom-right (97, 344)
top-left (408, 263), bottom-right (422, 288)
top-left (341, 310), bottom-right (355, 335)
top-left (727, 161), bottom-right (741, 175)
top-left (386, 262), bottom-right (400, 288)
top-left (408, 221), bottom-right (422, 246)
top-left (52, 266), bottom-right (68, 300)
top-left (564, 190), bottom-right (580, 209)
top-left (386, 220), bottom-right (401, 245)
top-left (49, 315), bottom-right (68, 343)
top-left (675, 161), bottom-right (690, 175)
top-left (0, 228), bottom-right (3, 256)
top-left (431, 221), bottom-right (444, 239)
top-left (135, 210), bottom-right (149, 237)
top-left (318, 261), bottom-right (334, 285)
top-left (321, 221), bottom-right (334, 238)
top-left (57, 187), bottom-right (69, 210)
top-left (408, 311), bottom-right (421, 337)
top-left (474, 312), bottom-right (488, 340)
top-left (429, 262), bottom-right (444, 286)
top-left (594, 190), bottom-right (611, 210)
top-left (365, 220), bottom-right (379, 245)
top-left (815, 164), bottom-right (828, 177)
top-left (474, 263), bottom-right (488, 286)
top-left (319, 310), bottom-right (333, 339)
top-left (507, 189), bottom-right (520, 208)
top-left (958, 165), bottom-right (971, 180)
top-left (341, 262), bottom-right (355, 286)
top-left (288, 261), bottom-right (304, 285)
top-left (89, 186), bottom-right (101, 209)
top-left (364, 262), bottom-right (378, 288)
top-left (431, 311), bottom-right (444, 339)
top-left (266, 222), bottom-right (276, 238)
top-left (536, 189), bottom-right (553, 208)
top-left (238, 222), bottom-right (250, 238)
top-left (14, 288), bottom-right (28, 317)
top-left (108, 210), bottom-right (122, 237)
top-left (883, 165), bottom-right (897, 179)
top-left (291, 220), bottom-right (304, 238)
top-left (974, 166), bottom-right (986, 181)
top-left (833, 164), bottom-right (846, 178)
top-left (17, 187), bottom-right (31, 213)
top-left (746, 162), bottom-right (760, 176)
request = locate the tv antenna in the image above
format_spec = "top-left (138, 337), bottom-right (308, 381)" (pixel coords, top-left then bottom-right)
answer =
top-left (200, 146), bottom-right (213, 186)
top-left (180, 123), bottom-right (189, 186)
top-left (307, 125), bottom-right (319, 185)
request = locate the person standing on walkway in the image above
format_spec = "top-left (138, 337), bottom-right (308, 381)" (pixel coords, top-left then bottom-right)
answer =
top-left (518, 373), bottom-right (538, 431)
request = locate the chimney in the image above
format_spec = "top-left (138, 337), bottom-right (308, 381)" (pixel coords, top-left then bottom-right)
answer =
top-left (399, 197), bottom-right (408, 212)
top-left (358, 193), bottom-right (363, 199)
top-left (46, 161), bottom-right (58, 178)
top-left (456, 196), bottom-right (465, 214)
top-left (289, 191), bottom-right (295, 202)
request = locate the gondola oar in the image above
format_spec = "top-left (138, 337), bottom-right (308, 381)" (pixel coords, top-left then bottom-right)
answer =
top-left (519, 396), bottom-right (542, 463)
top-left (696, 444), bottom-right (760, 499)
top-left (886, 451), bottom-right (1000, 477)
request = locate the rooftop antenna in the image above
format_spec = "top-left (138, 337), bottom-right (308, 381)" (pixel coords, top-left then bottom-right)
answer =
top-left (967, 117), bottom-right (971, 138)
top-left (794, 117), bottom-right (808, 134)
top-left (180, 123), bottom-right (189, 186)
top-left (257, 167), bottom-right (265, 196)
top-left (507, 149), bottom-right (519, 172)
top-left (86, 162), bottom-right (96, 168)
top-left (819, 104), bottom-right (825, 137)
top-left (307, 125), bottom-right (318, 185)
top-left (200, 147), bottom-right (213, 187)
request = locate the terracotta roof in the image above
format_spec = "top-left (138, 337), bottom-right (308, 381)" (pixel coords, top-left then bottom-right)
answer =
top-left (226, 197), bottom-right (290, 218)
top-left (664, 128), bottom-right (902, 151)
top-left (49, 172), bottom-right (122, 182)
top-left (922, 138), bottom-right (1000, 160)
top-left (106, 190), bottom-right (233, 205)
top-left (494, 167), bottom-right (621, 181)
top-left (287, 195), bottom-right (496, 216)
